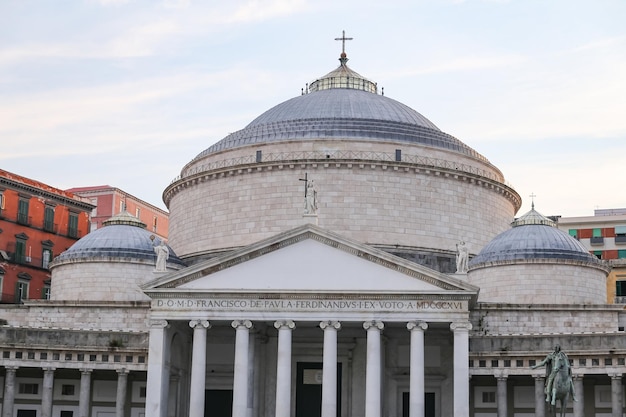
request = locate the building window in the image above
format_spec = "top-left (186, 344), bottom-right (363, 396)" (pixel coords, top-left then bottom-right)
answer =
top-left (17, 198), bottom-right (30, 225)
top-left (0, 191), bottom-right (5, 216)
top-left (15, 237), bottom-right (27, 264)
top-left (90, 198), bottom-right (97, 216)
top-left (135, 207), bottom-right (141, 218)
top-left (153, 216), bottom-right (158, 233)
top-left (119, 200), bottom-right (124, 213)
top-left (16, 280), bottom-right (29, 303)
top-left (68, 212), bottom-right (79, 238)
top-left (61, 384), bottom-right (75, 396)
top-left (568, 229), bottom-right (578, 239)
top-left (615, 226), bottom-right (626, 244)
top-left (618, 250), bottom-right (626, 259)
top-left (60, 411), bottom-right (74, 417)
top-left (616, 281), bottom-right (626, 297)
top-left (482, 391), bottom-right (496, 403)
top-left (43, 205), bottom-right (55, 232)
top-left (593, 228), bottom-right (602, 237)
top-left (42, 284), bottom-right (50, 300)
top-left (42, 248), bottom-right (52, 269)
top-left (593, 250), bottom-right (603, 259)
top-left (591, 228), bottom-right (604, 245)
top-left (18, 383), bottom-right (39, 395)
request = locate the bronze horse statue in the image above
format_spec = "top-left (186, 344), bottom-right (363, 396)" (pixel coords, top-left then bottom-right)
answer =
top-left (548, 351), bottom-right (574, 417)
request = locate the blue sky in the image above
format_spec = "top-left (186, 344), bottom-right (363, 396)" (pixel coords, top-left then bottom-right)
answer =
top-left (1, 0), bottom-right (625, 217)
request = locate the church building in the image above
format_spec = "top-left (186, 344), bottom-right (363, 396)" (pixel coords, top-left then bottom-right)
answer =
top-left (0, 37), bottom-right (623, 417)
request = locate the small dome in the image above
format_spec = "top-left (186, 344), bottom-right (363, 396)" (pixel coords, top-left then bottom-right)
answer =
top-left (52, 211), bottom-right (184, 267)
top-left (469, 208), bottom-right (601, 267)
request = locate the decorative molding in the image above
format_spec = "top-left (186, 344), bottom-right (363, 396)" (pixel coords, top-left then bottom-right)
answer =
top-left (406, 321), bottom-right (428, 331)
top-left (163, 153), bottom-right (520, 210)
top-left (274, 320), bottom-right (295, 330)
top-left (363, 320), bottom-right (384, 331)
top-left (319, 320), bottom-right (341, 331)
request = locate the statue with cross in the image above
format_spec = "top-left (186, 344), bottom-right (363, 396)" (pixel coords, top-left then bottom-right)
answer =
top-left (299, 173), bottom-right (318, 215)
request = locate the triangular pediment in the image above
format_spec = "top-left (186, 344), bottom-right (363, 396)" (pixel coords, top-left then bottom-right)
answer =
top-left (143, 224), bottom-right (478, 301)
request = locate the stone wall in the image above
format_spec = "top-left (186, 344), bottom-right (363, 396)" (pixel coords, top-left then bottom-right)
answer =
top-left (470, 303), bottom-right (621, 336)
top-left (51, 261), bottom-right (156, 302)
top-left (468, 262), bottom-right (607, 304)
top-left (167, 140), bottom-right (519, 260)
top-left (0, 301), bottom-right (151, 332)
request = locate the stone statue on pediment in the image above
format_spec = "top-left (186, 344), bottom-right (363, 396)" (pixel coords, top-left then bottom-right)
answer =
top-left (456, 240), bottom-right (469, 273)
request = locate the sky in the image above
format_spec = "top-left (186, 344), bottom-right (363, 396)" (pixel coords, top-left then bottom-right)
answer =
top-left (1, 0), bottom-right (625, 218)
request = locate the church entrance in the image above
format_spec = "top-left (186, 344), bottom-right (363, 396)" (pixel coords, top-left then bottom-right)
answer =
top-left (204, 389), bottom-right (233, 417)
top-left (296, 362), bottom-right (342, 417)
top-left (402, 391), bottom-right (436, 417)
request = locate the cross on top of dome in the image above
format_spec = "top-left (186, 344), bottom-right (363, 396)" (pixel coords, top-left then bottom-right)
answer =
top-left (335, 30), bottom-right (353, 65)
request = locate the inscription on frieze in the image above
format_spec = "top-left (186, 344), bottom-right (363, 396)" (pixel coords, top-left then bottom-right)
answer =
top-left (153, 297), bottom-right (466, 312)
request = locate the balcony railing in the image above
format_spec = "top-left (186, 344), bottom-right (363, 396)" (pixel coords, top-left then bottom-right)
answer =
top-left (16, 213), bottom-right (32, 225)
top-left (615, 296), bottom-right (626, 304)
top-left (43, 221), bottom-right (58, 233)
top-left (616, 236), bottom-right (626, 244)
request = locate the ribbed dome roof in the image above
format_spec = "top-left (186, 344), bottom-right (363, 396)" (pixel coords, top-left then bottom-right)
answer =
top-left (52, 212), bottom-right (184, 266)
top-left (190, 57), bottom-right (489, 163)
top-left (469, 208), bottom-right (601, 267)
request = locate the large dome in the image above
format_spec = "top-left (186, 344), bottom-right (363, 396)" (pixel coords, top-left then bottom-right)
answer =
top-left (165, 52), bottom-right (521, 269)
top-left (190, 66), bottom-right (488, 164)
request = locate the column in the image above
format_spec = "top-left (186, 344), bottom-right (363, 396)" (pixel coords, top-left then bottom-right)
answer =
top-left (232, 320), bottom-right (253, 417)
top-left (274, 320), bottom-right (295, 417)
top-left (610, 373), bottom-right (623, 417)
top-left (573, 375), bottom-right (584, 417)
top-left (450, 322), bottom-right (472, 417)
top-left (41, 368), bottom-right (55, 417)
top-left (320, 321), bottom-right (341, 417)
top-left (407, 321), bottom-right (428, 417)
top-left (116, 369), bottom-right (128, 417)
top-left (363, 320), bottom-right (384, 417)
top-left (145, 320), bottom-right (170, 417)
top-left (78, 369), bottom-right (92, 417)
top-left (2, 367), bottom-right (18, 417)
top-left (534, 376), bottom-right (546, 417)
top-left (189, 319), bottom-right (211, 417)
top-left (496, 375), bottom-right (507, 417)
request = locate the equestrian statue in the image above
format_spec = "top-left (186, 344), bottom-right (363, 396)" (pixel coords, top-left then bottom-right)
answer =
top-left (531, 345), bottom-right (577, 417)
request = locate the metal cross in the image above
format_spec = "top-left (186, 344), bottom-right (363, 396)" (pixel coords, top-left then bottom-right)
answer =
top-left (529, 192), bottom-right (536, 209)
top-left (299, 173), bottom-right (309, 197)
top-left (334, 30), bottom-right (353, 54)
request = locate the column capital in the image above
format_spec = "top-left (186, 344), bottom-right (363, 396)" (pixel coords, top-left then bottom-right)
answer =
top-left (534, 375), bottom-right (546, 382)
top-left (407, 321), bottom-right (428, 331)
top-left (572, 374), bottom-right (584, 381)
top-left (232, 319), bottom-right (253, 330)
top-left (609, 373), bottom-right (623, 380)
top-left (117, 368), bottom-right (129, 375)
top-left (363, 320), bottom-right (384, 331)
top-left (79, 368), bottom-right (93, 375)
top-left (274, 320), bottom-right (295, 330)
top-left (5, 366), bottom-right (19, 372)
top-left (42, 367), bottom-right (56, 373)
top-left (320, 320), bottom-right (341, 330)
top-left (149, 319), bottom-right (169, 329)
top-left (189, 319), bottom-right (211, 329)
top-left (450, 321), bottom-right (472, 332)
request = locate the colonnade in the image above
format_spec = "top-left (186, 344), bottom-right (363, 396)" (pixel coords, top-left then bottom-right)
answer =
top-left (1, 367), bottom-right (128, 417)
top-left (145, 319), bottom-right (473, 417)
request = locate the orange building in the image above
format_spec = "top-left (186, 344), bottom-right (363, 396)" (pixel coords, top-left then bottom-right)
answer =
top-left (66, 185), bottom-right (169, 239)
top-left (0, 169), bottom-right (93, 303)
